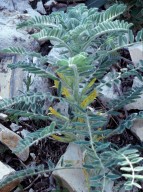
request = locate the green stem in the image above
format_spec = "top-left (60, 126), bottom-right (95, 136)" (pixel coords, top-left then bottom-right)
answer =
top-left (86, 113), bottom-right (106, 192)
top-left (69, 63), bottom-right (79, 103)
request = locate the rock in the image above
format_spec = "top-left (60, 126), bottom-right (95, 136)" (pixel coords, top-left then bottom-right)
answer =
top-left (26, 8), bottom-right (41, 18)
top-left (36, 1), bottom-right (46, 14)
top-left (19, 117), bottom-right (29, 121)
top-left (131, 119), bottom-right (143, 142)
top-left (0, 18), bottom-right (38, 51)
top-left (126, 77), bottom-right (143, 110)
top-left (104, 179), bottom-right (114, 192)
top-left (0, 56), bottom-right (13, 98)
top-left (48, 47), bottom-right (69, 64)
top-left (0, 0), bottom-right (15, 11)
top-left (21, 129), bottom-right (30, 138)
top-left (44, 0), bottom-right (57, 8)
top-left (0, 161), bottom-right (20, 192)
top-left (10, 123), bottom-right (22, 132)
top-left (0, 2), bottom-right (39, 51)
top-left (52, 143), bottom-right (88, 192)
top-left (129, 43), bottom-right (143, 66)
top-left (0, 123), bottom-right (29, 161)
top-left (99, 73), bottom-right (120, 102)
top-left (0, 113), bottom-right (8, 120)
top-left (0, 0), bottom-right (38, 13)
top-left (0, 1), bottom-right (51, 107)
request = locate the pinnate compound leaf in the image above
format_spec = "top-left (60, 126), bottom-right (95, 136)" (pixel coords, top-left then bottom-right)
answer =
top-left (13, 122), bottom-right (56, 154)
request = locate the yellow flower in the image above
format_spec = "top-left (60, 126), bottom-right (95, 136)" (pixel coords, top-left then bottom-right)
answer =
top-left (87, 78), bottom-right (96, 88)
top-left (49, 107), bottom-right (61, 117)
top-left (93, 128), bottom-right (105, 142)
top-left (80, 90), bottom-right (98, 109)
top-left (62, 87), bottom-right (71, 98)
top-left (48, 107), bottom-right (69, 121)
top-left (54, 79), bottom-right (72, 99)
top-left (51, 133), bottom-right (76, 142)
top-left (54, 80), bottom-right (59, 88)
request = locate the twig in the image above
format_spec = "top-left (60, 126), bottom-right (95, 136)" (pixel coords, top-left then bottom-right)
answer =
top-left (24, 175), bottom-right (40, 190)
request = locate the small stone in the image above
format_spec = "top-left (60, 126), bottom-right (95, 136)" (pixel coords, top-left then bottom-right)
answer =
top-left (126, 77), bottom-right (143, 110)
top-left (104, 179), bottom-right (114, 192)
top-left (0, 161), bottom-right (20, 192)
top-left (0, 123), bottom-right (29, 161)
top-left (44, 0), bottom-right (56, 8)
top-left (99, 73), bottom-right (120, 102)
top-left (52, 143), bottom-right (88, 192)
top-left (131, 119), bottom-right (143, 142)
top-left (48, 47), bottom-right (69, 64)
top-left (36, 1), bottom-right (46, 14)
top-left (30, 153), bottom-right (36, 160)
top-left (0, 113), bottom-right (8, 120)
top-left (129, 43), bottom-right (143, 66)
top-left (29, 189), bottom-right (34, 192)
top-left (10, 123), bottom-right (22, 132)
top-left (19, 117), bottom-right (29, 121)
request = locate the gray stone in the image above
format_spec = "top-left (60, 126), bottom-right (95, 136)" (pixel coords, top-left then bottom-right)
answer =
top-left (21, 129), bottom-right (30, 138)
top-left (0, 123), bottom-right (29, 161)
top-left (0, 161), bottom-right (19, 192)
top-left (36, 1), bottom-right (46, 14)
top-left (0, 161), bottom-right (15, 180)
top-left (44, 0), bottom-right (57, 8)
top-left (126, 77), bottom-right (143, 110)
top-left (131, 119), bottom-right (143, 142)
top-left (99, 73), bottom-right (120, 102)
top-left (10, 123), bottom-right (22, 132)
top-left (19, 117), bottom-right (29, 121)
top-left (104, 180), bottom-right (114, 192)
top-left (48, 47), bottom-right (69, 64)
top-left (0, 0), bottom-right (37, 13)
top-left (0, 56), bottom-right (13, 98)
top-left (0, 113), bottom-right (8, 120)
top-left (129, 43), bottom-right (143, 66)
top-left (52, 143), bottom-right (88, 192)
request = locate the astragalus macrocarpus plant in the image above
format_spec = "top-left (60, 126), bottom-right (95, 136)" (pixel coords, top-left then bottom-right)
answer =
top-left (1, 3), bottom-right (143, 192)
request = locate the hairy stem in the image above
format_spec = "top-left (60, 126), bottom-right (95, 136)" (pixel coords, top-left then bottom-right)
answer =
top-left (86, 113), bottom-right (106, 192)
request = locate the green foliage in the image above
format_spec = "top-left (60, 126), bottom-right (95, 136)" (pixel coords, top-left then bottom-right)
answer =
top-left (106, 0), bottom-right (143, 31)
top-left (0, 3), bottom-right (143, 192)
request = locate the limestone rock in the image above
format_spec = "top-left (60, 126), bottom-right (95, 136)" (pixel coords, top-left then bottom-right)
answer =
top-left (52, 143), bottom-right (88, 192)
top-left (0, 161), bottom-right (19, 192)
top-left (36, 1), bottom-right (46, 14)
top-left (99, 73), bottom-right (120, 102)
top-left (0, 0), bottom-right (38, 13)
top-left (0, 123), bottom-right (29, 161)
top-left (126, 77), bottom-right (143, 110)
top-left (129, 43), bottom-right (143, 66)
top-left (10, 123), bottom-right (22, 132)
top-left (0, 113), bottom-right (8, 120)
top-left (48, 47), bottom-right (69, 64)
top-left (131, 119), bottom-right (143, 142)
top-left (104, 180), bottom-right (114, 192)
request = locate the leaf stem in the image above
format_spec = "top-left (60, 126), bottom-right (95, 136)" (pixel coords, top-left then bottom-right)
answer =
top-left (86, 113), bottom-right (106, 192)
